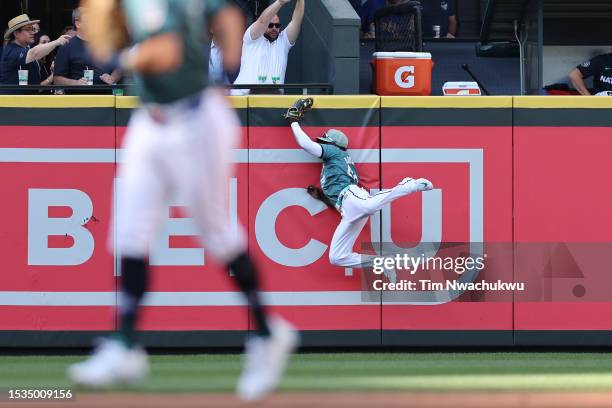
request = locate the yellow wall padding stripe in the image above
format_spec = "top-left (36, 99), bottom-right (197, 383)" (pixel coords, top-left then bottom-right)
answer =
top-left (115, 96), bottom-right (140, 109)
top-left (116, 95), bottom-right (248, 109)
top-left (381, 96), bottom-right (513, 109)
top-left (514, 96), bottom-right (612, 109)
top-left (249, 95), bottom-right (380, 109)
top-left (228, 96), bottom-right (247, 109)
top-left (0, 95), bottom-right (115, 108)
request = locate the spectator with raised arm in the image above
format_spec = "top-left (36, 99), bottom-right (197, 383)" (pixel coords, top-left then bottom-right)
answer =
top-left (0, 14), bottom-right (70, 89)
top-left (232, 0), bottom-right (304, 95)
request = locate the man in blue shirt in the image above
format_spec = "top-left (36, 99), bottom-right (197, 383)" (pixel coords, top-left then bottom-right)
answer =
top-left (421, 0), bottom-right (457, 38)
top-left (54, 8), bottom-right (121, 86)
top-left (0, 14), bottom-right (69, 89)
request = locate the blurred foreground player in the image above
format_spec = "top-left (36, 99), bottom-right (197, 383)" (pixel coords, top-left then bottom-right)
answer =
top-left (68, 0), bottom-right (298, 401)
top-left (285, 98), bottom-right (433, 279)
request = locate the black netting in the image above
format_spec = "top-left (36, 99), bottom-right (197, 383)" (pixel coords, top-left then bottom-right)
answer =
top-left (374, 2), bottom-right (423, 52)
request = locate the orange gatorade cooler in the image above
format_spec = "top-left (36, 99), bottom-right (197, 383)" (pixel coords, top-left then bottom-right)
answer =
top-left (372, 52), bottom-right (433, 96)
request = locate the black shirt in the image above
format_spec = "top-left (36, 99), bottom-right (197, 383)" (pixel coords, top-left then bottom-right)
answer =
top-left (0, 42), bottom-right (42, 85)
top-left (421, 0), bottom-right (455, 37)
top-left (54, 36), bottom-right (111, 84)
top-left (577, 53), bottom-right (612, 94)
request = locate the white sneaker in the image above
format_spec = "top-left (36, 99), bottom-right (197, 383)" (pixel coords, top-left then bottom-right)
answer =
top-left (236, 317), bottom-right (299, 401)
top-left (414, 178), bottom-right (433, 192)
top-left (67, 338), bottom-right (149, 387)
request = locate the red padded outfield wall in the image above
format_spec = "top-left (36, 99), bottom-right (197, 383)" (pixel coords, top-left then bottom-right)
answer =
top-left (247, 96), bottom-right (382, 346)
top-left (380, 97), bottom-right (513, 346)
top-left (513, 97), bottom-right (612, 345)
top-left (0, 96), bottom-right (117, 342)
top-left (0, 95), bottom-right (610, 347)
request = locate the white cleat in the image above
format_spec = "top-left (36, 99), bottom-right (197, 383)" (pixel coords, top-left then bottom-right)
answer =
top-left (67, 338), bottom-right (149, 388)
top-left (414, 178), bottom-right (433, 192)
top-left (236, 317), bottom-right (299, 402)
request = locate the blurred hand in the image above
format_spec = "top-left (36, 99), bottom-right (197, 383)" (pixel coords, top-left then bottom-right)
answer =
top-left (77, 77), bottom-right (89, 85)
top-left (99, 73), bottom-right (114, 84)
top-left (446, 32), bottom-right (456, 39)
top-left (55, 35), bottom-right (71, 46)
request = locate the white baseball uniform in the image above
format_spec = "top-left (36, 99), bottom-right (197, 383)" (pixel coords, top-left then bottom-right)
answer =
top-left (114, 89), bottom-right (246, 264)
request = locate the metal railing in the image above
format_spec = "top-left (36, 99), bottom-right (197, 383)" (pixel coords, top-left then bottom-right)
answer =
top-left (0, 84), bottom-right (129, 95)
top-left (0, 83), bottom-right (333, 95)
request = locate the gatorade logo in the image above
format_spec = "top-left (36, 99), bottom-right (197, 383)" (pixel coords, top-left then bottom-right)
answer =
top-left (394, 66), bottom-right (415, 89)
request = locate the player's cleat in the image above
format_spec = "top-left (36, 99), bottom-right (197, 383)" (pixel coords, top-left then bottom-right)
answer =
top-left (414, 178), bottom-right (434, 192)
top-left (236, 317), bottom-right (299, 401)
top-left (67, 338), bottom-right (149, 387)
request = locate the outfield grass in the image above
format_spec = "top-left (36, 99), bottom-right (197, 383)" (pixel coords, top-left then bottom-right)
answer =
top-left (2, 353), bottom-right (612, 392)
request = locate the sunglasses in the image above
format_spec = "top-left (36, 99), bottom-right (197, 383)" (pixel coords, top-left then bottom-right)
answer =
top-left (268, 23), bottom-right (281, 29)
top-left (19, 27), bottom-right (39, 34)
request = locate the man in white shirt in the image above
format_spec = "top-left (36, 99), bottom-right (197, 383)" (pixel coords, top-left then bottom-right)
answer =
top-left (232, 0), bottom-right (304, 95)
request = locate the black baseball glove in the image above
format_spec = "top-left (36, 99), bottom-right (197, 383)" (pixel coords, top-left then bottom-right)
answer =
top-left (283, 97), bottom-right (314, 123)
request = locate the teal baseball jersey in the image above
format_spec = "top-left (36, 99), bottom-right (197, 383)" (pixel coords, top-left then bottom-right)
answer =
top-left (122, 0), bottom-right (226, 104)
top-left (319, 144), bottom-right (359, 205)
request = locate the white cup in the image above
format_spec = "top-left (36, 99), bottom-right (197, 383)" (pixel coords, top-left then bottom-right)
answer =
top-left (433, 25), bottom-right (441, 38)
top-left (84, 69), bottom-right (94, 86)
top-left (18, 69), bottom-right (28, 86)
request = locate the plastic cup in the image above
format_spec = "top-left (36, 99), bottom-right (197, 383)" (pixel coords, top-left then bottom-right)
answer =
top-left (18, 69), bottom-right (28, 86)
top-left (84, 69), bottom-right (94, 85)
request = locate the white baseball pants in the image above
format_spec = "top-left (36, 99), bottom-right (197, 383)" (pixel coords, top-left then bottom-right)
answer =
top-left (328, 179), bottom-right (419, 267)
top-left (112, 88), bottom-right (246, 263)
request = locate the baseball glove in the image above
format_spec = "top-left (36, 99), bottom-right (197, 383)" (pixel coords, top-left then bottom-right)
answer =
top-left (283, 97), bottom-right (314, 123)
top-left (80, 0), bottom-right (129, 63)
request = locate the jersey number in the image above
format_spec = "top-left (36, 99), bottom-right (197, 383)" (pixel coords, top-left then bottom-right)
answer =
top-left (347, 165), bottom-right (358, 183)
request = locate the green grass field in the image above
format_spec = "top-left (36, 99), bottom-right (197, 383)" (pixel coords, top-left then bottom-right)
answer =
top-left (3, 352), bottom-right (612, 393)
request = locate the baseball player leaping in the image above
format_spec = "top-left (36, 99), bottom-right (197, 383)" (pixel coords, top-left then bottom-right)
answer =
top-left (285, 98), bottom-right (433, 273)
top-left (68, 0), bottom-right (297, 401)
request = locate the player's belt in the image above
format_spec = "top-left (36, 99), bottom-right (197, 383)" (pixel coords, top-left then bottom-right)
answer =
top-left (145, 92), bottom-right (203, 123)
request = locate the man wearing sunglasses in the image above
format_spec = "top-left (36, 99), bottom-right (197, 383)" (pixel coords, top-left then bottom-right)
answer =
top-left (232, 0), bottom-right (305, 95)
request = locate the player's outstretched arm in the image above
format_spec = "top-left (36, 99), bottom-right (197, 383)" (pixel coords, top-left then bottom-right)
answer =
top-left (290, 122), bottom-right (322, 158)
top-left (119, 33), bottom-right (183, 74)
